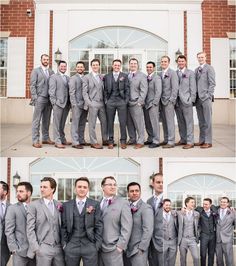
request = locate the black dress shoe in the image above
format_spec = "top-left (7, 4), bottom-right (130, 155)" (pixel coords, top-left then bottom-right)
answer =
top-left (160, 141), bottom-right (168, 146)
top-left (144, 141), bottom-right (153, 145)
top-left (127, 140), bottom-right (137, 145)
top-left (149, 143), bottom-right (160, 148)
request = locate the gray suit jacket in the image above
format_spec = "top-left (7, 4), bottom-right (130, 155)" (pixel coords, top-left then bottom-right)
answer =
top-left (128, 71), bottom-right (148, 106)
top-left (49, 72), bottom-right (70, 108)
top-left (161, 68), bottom-right (179, 105)
top-left (61, 198), bottom-right (103, 250)
top-left (195, 63), bottom-right (216, 101)
top-left (177, 210), bottom-right (200, 245)
top-left (27, 198), bottom-right (62, 257)
top-left (69, 73), bottom-right (85, 108)
top-left (145, 73), bottom-right (162, 110)
top-left (5, 202), bottom-right (33, 258)
top-left (126, 199), bottom-right (153, 257)
top-left (101, 196), bottom-right (132, 252)
top-left (147, 196), bottom-right (163, 252)
top-left (82, 73), bottom-right (104, 110)
top-left (0, 201), bottom-right (10, 265)
top-left (30, 66), bottom-right (54, 104)
top-left (216, 208), bottom-right (236, 244)
top-left (177, 68), bottom-right (196, 106)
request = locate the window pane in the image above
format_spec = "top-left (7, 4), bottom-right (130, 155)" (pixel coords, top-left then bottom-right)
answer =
top-left (0, 38), bottom-right (7, 97)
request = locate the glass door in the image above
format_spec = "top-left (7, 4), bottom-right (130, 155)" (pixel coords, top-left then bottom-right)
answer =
top-left (91, 49), bottom-right (116, 75)
top-left (118, 49), bottom-right (145, 73)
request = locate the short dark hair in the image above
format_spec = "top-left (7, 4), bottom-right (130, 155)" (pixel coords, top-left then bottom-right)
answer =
top-left (163, 198), bottom-right (171, 204)
top-left (58, 60), bottom-right (67, 66)
top-left (101, 176), bottom-right (116, 186)
top-left (41, 177), bottom-right (57, 194)
top-left (17, 182), bottom-right (33, 195)
top-left (76, 61), bottom-right (85, 67)
top-left (185, 196), bottom-right (195, 206)
top-left (161, 55), bottom-right (170, 62)
top-left (40, 54), bottom-right (49, 60)
top-left (152, 173), bottom-right (163, 182)
top-left (127, 182), bottom-right (141, 192)
top-left (203, 198), bottom-right (212, 204)
top-left (221, 196), bottom-right (230, 203)
top-left (112, 59), bottom-right (122, 64)
top-left (177, 55), bottom-right (187, 61)
top-left (129, 58), bottom-right (139, 64)
top-left (0, 181), bottom-right (9, 194)
top-left (75, 177), bottom-right (90, 187)
top-left (91, 59), bottom-right (100, 66)
top-left (146, 61), bottom-right (156, 67)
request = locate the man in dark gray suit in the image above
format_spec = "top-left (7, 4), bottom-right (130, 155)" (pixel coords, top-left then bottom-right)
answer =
top-left (195, 52), bottom-right (216, 149)
top-left (82, 59), bottom-right (108, 149)
top-left (30, 54), bottom-right (54, 148)
top-left (49, 60), bottom-right (71, 149)
top-left (104, 59), bottom-right (130, 149)
top-left (215, 197), bottom-right (236, 266)
top-left (160, 56), bottom-right (179, 148)
top-left (127, 58), bottom-right (148, 149)
top-left (5, 182), bottom-right (35, 266)
top-left (163, 199), bottom-right (178, 266)
top-left (69, 61), bottom-right (88, 149)
top-left (178, 197), bottom-right (200, 266)
top-left (27, 177), bottom-right (65, 266)
top-left (147, 173), bottom-right (163, 266)
top-left (195, 198), bottom-right (217, 266)
top-left (61, 177), bottom-right (103, 266)
top-left (99, 176), bottom-right (132, 266)
top-left (0, 181), bottom-right (10, 266)
top-left (144, 61), bottom-right (162, 148)
top-left (175, 55), bottom-right (196, 149)
top-left (124, 182), bottom-right (153, 266)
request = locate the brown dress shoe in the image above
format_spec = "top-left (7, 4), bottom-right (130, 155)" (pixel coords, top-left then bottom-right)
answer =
top-left (32, 143), bottom-right (42, 148)
top-left (62, 141), bottom-right (72, 145)
top-left (102, 141), bottom-right (109, 146)
top-left (108, 144), bottom-right (114, 149)
top-left (81, 142), bottom-right (90, 146)
top-left (194, 142), bottom-right (204, 146)
top-left (55, 143), bottom-right (65, 149)
top-left (134, 144), bottom-right (144, 149)
top-left (162, 144), bottom-right (175, 149)
top-left (176, 141), bottom-right (187, 146)
top-left (127, 140), bottom-right (136, 145)
top-left (160, 141), bottom-right (168, 146)
top-left (42, 139), bottom-right (55, 145)
top-left (91, 143), bottom-right (103, 149)
top-left (121, 144), bottom-right (127, 149)
top-left (183, 144), bottom-right (194, 149)
top-left (200, 143), bottom-right (212, 149)
top-left (72, 144), bottom-right (84, 149)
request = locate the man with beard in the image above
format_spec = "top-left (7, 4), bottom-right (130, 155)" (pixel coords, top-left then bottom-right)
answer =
top-left (30, 54), bottom-right (55, 148)
top-left (5, 182), bottom-right (35, 266)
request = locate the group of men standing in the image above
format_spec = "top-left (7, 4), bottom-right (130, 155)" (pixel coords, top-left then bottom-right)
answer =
top-left (30, 52), bottom-right (215, 150)
top-left (1, 175), bottom-right (235, 266)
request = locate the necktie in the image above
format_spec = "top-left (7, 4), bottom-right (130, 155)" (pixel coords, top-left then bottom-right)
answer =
top-left (101, 198), bottom-right (108, 211)
top-left (62, 75), bottom-right (67, 83)
top-left (0, 202), bottom-right (4, 220)
top-left (154, 196), bottom-right (159, 210)
top-left (95, 74), bottom-right (100, 83)
top-left (220, 209), bottom-right (225, 220)
top-left (166, 212), bottom-right (170, 222)
top-left (48, 201), bottom-right (54, 215)
top-left (78, 201), bottom-right (84, 214)
top-left (24, 204), bottom-right (28, 212)
top-left (114, 73), bottom-right (119, 82)
top-left (178, 70), bottom-right (182, 84)
top-left (45, 69), bottom-right (49, 78)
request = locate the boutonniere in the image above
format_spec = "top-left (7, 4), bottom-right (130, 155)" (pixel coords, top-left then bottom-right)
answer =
top-left (108, 199), bottom-right (114, 206)
top-left (212, 212), bottom-right (219, 218)
top-left (56, 202), bottom-right (63, 213)
top-left (198, 67), bottom-right (202, 73)
top-left (119, 77), bottom-right (124, 81)
top-left (131, 207), bottom-right (138, 214)
top-left (147, 76), bottom-right (152, 81)
top-left (86, 206), bottom-right (95, 214)
top-left (99, 75), bottom-right (104, 81)
top-left (164, 74), bottom-right (169, 79)
top-left (226, 209), bottom-right (231, 215)
top-left (182, 74), bottom-right (187, 78)
top-left (172, 211), bottom-right (178, 217)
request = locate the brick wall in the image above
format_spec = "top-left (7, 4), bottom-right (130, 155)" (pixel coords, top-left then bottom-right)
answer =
top-left (0, 0), bottom-right (35, 98)
top-left (202, 0), bottom-right (236, 64)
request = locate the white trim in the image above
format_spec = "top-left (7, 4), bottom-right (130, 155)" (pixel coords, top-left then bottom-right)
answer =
top-left (227, 32), bottom-right (236, 39)
top-left (0, 31), bottom-right (10, 38)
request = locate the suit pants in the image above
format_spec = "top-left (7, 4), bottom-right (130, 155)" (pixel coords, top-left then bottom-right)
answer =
top-left (148, 241), bottom-right (163, 266)
top-left (200, 233), bottom-right (215, 266)
top-left (99, 249), bottom-right (124, 266)
top-left (127, 108), bottom-right (137, 143)
top-left (175, 100), bottom-right (194, 144)
top-left (32, 99), bottom-right (52, 143)
top-left (88, 103), bottom-right (107, 144)
top-left (0, 236), bottom-right (10, 266)
top-left (128, 104), bottom-right (145, 144)
top-left (71, 105), bottom-right (88, 145)
top-left (13, 254), bottom-right (36, 266)
top-left (161, 102), bottom-right (175, 145)
top-left (53, 104), bottom-right (70, 144)
top-left (195, 98), bottom-right (212, 144)
top-left (124, 250), bottom-right (148, 266)
top-left (148, 104), bottom-right (160, 144)
top-left (106, 100), bottom-right (127, 144)
top-left (179, 237), bottom-right (199, 266)
top-left (216, 242), bottom-right (234, 266)
top-left (164, 239), bottom-right (177, 266)
top-left (35, 243), bottom-right (65, 266)
top-left (143, 108), bottom-right (153, 142)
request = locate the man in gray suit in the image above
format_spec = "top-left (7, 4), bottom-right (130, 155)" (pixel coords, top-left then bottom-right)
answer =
top-left (144, 61), bottom-right (162, 148)
top-left (0, 181), bottom-right (10, 266)
top-left (5, 182), bottom-right (35, 266)
top-left (99, 176), bottom-right (132, 266)
top-left (163, 199), bottom-right (178, 266)
top-left (160, 56), bottom-right (179, 148)
top-left (175, 55), bottom-right (196, 149)
top-left (178, 197), bottom-right (200, 266)
top-left (27, 177), bottom-right (65, 266)
top-left (30, 54), bottom-right (55, 148)
top-left (69, 61), bottom-right (88, 149)
top-left (147, 173), bottom-right (163, 266)
top-left (82, 59), bottom-right (108, 149)
top-left (124, 182), bottom-right (153, 266)
top-left (49, 60), bottom-right (71, 149)
top-left (195, 52), bottom-right (216, 149)
top-left (104, 59), bottom-right (130, 149)
top-left (61, 177), bottom-right (103, 266)
top-left (127, 58), bottom-right (148, 149)
top-left (215, 196), bottom-right (236, 266)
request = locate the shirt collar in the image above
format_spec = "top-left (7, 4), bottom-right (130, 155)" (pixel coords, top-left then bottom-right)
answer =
top-left (59, 71), bottom-right (66, 76)
top-left (162, 68), bottom-right (169, 74)
top-left (130, 198), bottom-right (141, 207)
top-left (43, 198), bottom-right (53, 205)
top-left (179, 67), bottom-right (186, 73)
top-left (154, 193), bottom-right (163, 200)
top-left (113, 72), bottom-right (120, 75)
top-left (92, 71), bottom-right (99, 77)
top-left (148, 72), bottom-right (154, 77)
top-left (199, 63), bottom-right (206, 68)
top-left (41, 65), bottom-right (49, 71)
top-left (76, 197), bottom-right (87, 205)
top-left (0, 200), bottom-right (6, 206)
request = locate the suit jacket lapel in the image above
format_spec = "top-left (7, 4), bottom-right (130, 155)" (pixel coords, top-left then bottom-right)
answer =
top-left (40, 198), bottom-right (51, 222)
top-left (40, 67), bottom-right (48, 81)
top-left (18, 202), bottom-right (27, 218)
